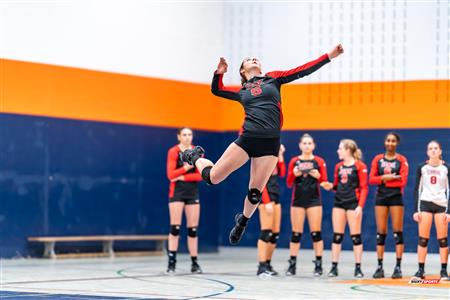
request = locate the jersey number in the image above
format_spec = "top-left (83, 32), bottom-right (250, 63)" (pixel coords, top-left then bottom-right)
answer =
top-left (430, 176), bottom-right (437, 184)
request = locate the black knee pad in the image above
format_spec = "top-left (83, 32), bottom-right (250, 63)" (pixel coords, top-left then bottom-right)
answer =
top-left (291, 232), bottom-right (302, 243)
top-left (376, 233), bottom-right (387, 246)
top-left (170, 225), bottom-right (181, 236)
top-left (310, 231), bottom-right (322, 242)
top-left (187, 227), bottom-right (198, 238)
top-left (438, 237), bottom-right (448, 248)
top-left (333, 233), bottom-right (344, 244)
top-left (270, 232), bottom-right (279, 244)
top-left (351, 234), bottom-right (362, 246)
top-left (247, 188), bottom-right (262, 205)
top-left (393, 231), bottom-right (404, 245)
top-left (201, 166), bottom-right (214, 185)
top-left (259, 229), bottom-right (272, 242)
top-left (418, 236), bottom-right (429, 247)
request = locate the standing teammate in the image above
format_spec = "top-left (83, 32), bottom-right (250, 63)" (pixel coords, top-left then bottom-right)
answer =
top-left (323, 139), bottom-right (368, 278)
top-left (180, 45), bottom-right (344, 245)
top-left (257, 145), bottom-right (286, 276)
top-left (166, 127), bottom-right (203, 274)
top-left (412, 140), bottom-right (449, 280)
top-left (369, 132), bottom-right (409, 279)
top-left (285, 134), bottom-right (328, 277)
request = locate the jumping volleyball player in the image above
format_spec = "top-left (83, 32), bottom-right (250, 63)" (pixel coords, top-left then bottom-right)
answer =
top-left (180, 44), bottom-right (344, 245)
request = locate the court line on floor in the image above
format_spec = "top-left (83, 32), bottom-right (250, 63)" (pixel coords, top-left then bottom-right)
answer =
top-left (349, 284), bottom-right (448, 298)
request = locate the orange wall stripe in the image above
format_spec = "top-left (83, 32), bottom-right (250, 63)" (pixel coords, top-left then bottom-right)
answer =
top-left (1, 58), bottom-right (449, 130)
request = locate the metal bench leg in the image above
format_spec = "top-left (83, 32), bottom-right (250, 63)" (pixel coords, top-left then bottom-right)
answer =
top-left (103, 241), bottom-right (114, 258)
top-left (43, 242), bottom-right (56, 259)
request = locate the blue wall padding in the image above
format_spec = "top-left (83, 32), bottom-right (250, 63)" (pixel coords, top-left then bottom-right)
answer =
top-left (0, 113), bottom-right (448, 258)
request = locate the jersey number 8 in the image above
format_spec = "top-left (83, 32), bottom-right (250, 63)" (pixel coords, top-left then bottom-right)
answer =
top-left (430, 176), bottom-right (437, 184)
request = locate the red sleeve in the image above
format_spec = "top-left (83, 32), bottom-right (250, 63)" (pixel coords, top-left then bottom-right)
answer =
top-left (167, 147), bottom-right (187, 180)
top-left (277, 160), bottom-right (286, 178)
top-left (286, 157), bottom-right (297, 188)
top-left (369, 155), bottom-right (383, 185)
top-left (315, 156), bottom-right (328, 183)
top-left (356, 162), bottom-right (369, 208)
top-left (332, 163), bottom-right (340, 191)
top-left (262, 187), bottom-right (271, 204)
top-left (386, 155), bottom-right (409, 188)
top-left (265, 54), bottom-right (330, 84)
top-left (183, 170), bottom-right (202, 182)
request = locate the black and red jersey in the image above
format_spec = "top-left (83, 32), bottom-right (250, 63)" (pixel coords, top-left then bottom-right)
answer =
top-left (286, 156), bottom-right (328, 203)
top-left (211, 54), bottom-right (330, 138)
top-left (332, 161), bottom-right (368, 208)
top-left (167, 145), bottom-right (202, 200)
top-left (262, 160), bottom-right (286, 204)
top-left (369, 154), bottom-right (409, 201)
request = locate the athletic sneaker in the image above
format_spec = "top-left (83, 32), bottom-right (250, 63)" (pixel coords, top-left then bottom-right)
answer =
top-left (267, 262), bottom-right (278, 276)
top-left (354, 266), bottom-right (364, 278)
top-left (257, 262), bottom-right (273, 277)
top-left (413, 268), bottom-right (425, 279)
top-left (285, 259), bottom-right (296, 276)
top-left (440, 270), bottom-right (449, 281)
top-left (229, 213), bottom-right (247, 245)
top-left (327, 265), bottom-right (338, 277)
top-left (191, 262), bottom-right (203, 274)
top-left (391, 266), bottom-right (402, 279)
top-left (313, 260), bottom-right (323, 277)
top-left (179, 146), bottom-right (205, 166)
top-left (166, 261), bottom-right (176, 274)
top-left (372, 266), bottom-right (384, 278)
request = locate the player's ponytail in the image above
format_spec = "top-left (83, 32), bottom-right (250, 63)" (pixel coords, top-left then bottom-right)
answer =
top-left (240, 60), bottom-right (247, 86)
top-left (341, 139), bottom-right (363, 161)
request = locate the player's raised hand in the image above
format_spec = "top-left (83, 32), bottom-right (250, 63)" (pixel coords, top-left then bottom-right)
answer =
top-left (216, 57), bottom-right (228, 74)
top-left (328, 44), bottom-right (344, 59)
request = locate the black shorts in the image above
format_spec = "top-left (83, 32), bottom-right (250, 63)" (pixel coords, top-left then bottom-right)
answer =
top-left (234, 136), bottom-right (280, 158)
top-left (419, 201), bottom-right (447, 214)
top-left (266, 176), bottom-right (281, 204)
top-left (334, 201), bottom-right (358, 210)
top-left (169, 198), bottom-right (200, 205)
top-left (292, 198), bottom-right (322, 208)
top-left (375, 196), bottom-right (403, 207)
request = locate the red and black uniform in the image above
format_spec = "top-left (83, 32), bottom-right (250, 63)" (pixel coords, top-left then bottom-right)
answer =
top-left (262, 160), bottom-right (286, 205)
top-left (287, 156), bottom-right (328, 208)
top-left (167, 145), bottom-right (202, 204)
top-left (211, 54), bottom-right (330, 157)
top-left (369, 154), bottom-right (409, 206)
top-left (332, 161), bottom-right (368, 210)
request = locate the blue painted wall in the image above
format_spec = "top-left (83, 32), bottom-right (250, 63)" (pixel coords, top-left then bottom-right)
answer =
top-left (0, 112), bottom-right (448, 258)
top-left (0, 113), bottom-right (224, 258)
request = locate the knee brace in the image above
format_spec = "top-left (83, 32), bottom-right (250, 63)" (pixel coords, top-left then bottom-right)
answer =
top-left (310, 231), bottom-right (322, 243)
top-left (291, 232), bottom-right (302, 243)
top-left (270, 232), bottom-right (279, 244)
top-left (170, 225), bottom-right (181, 236)
top-left (438, 237), bottom-right (448, 248)
top-left (259, 229), bottom-right (272, 242)
top-left (351, 234), bottom-right (362, 246)
top-left (187, 227), bottom-right (198, 238)
top-left (393, 231), bottom-right (404, 245)
top-left (376, 233), bottom-right (387, 246)
top-left (333, 233), bottom-right (344, 244)
top-left (418, 236), bottom-right (429, 247)
top-left (201, 166), bottom-right (214, 185)
top-left (247, 188), bottom-right (262, 205)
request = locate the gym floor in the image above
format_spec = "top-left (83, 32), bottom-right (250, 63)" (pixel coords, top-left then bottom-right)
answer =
top-left (1, 248), bottom-right (449, 300)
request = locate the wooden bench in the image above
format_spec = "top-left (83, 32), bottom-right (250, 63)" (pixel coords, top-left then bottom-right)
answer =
top-left (28, 235), bottom-right (168, 259)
